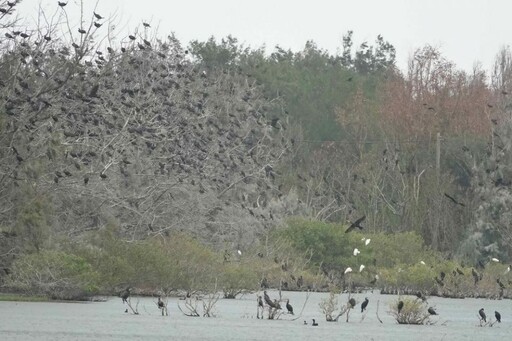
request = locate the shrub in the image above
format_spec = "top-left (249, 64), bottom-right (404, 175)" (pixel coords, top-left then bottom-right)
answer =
top-left (6, 250), bottom-right (100, 300)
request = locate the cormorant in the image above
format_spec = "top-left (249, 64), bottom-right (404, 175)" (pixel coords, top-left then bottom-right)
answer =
top-left (428, 307), bottom-right (437, 315)
top-left (257, 296), bottom-right (264, 308)
top-left (479, 308), bottom-right (486, 322)
top-left (361, 297), bottom-right (369, 313)
top-left (121, 288), bottom-right (131, 304)
top-left (345, 215), bottom-right (366, 233)
top-left (93, 12), bottom-right (103, 19)
top-left (303, 320), bottom-right (307, 325)
top-left (497, 278), bottom-right (505, 289)
top-left (456, 268), bottom-right (464, 275)
top-left (416, 292), bottom-right (426, 301)
top-left (263, 291), bottom-right (275, 308)
top-left (157, 297), bottom-right (164, 309)
top-left (397, 300), bottom-right (404, 314)
top-left (495, 311), bottom-right (501, 323)
top-left (312, 319), bottom-right (318, 326)
top-left (348, 298), bottom-right (356, 308)
top-left (286, 299), bottom-right (294, 315)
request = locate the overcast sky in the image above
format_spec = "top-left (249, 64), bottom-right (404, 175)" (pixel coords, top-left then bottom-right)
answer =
top-left (14, 0), bottom-right (512, 73)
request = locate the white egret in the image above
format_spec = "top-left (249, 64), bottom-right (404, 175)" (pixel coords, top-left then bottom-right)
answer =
top-left (420, 261), bottom-right (426, 265)
top-left (344, 267), bottom-right (353, 274)
top-left (492, 258), bottom-right (500, 263)
top-left (359, 264), bottom-right (365, 272)
top-left (353, 248), bottom-right (360, 256)
top-left (365, 239), bottom-right (371, 246)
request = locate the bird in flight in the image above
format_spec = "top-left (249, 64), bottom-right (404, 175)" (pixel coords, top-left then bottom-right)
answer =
top-left (444, 193), bottom-right (465, 207)
top-left (345, 215), bottom-right (366, 233)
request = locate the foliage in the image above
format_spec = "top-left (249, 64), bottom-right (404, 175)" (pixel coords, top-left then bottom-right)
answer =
top-left (6, 250), bottom-right (100, 300)
top-left (389, 297), bottom-right (431, 325)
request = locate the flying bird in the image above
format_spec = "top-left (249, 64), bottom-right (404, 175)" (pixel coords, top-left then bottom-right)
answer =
top-left (479, 308), bottom-right (486, 322)
top-left (495, 311), bottom-right (501, 323)
top-left (361, 297), bottom-right (369, 313)
top-left (345, 215), bottom-right (366, 233)
top-left (444, 193), bottom-right (465, 206)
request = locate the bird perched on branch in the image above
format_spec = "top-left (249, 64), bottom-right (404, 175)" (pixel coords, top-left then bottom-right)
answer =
top-left (286, 299), bottom-right (294, 315)
top-left (397, 300), bottom-right (404, 314)
top-left (479, 308), bottom-right (486, 322)
top-left (348, 298), bottom-right (356, 308)
top-left (428, 307), bottom-right (437, 315)
top-left (157, 297), bottom-right (165, 309)
top-left (495, 311), bottom-right (501, 323)
top-left (121, 288), bottom-right (131, 304)
top-left (345, 215), bottom-right (366, 233)
top-left (361, 297), bottom-right (369, 313)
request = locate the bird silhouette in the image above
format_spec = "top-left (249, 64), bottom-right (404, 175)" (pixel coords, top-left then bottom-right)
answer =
top-left (345, 215), bottom-right (366, 233)
top-left (286, 299), bottom-right (294, 315)
top-left (479, 308), bottom-right (486, 322)
top-left (257, 296), bottom-right (264, 308)
top-left (495, 311), bottom-right (501, 323)
top-left (428, 307), bottom-right (437, 315)
top-left (58, 1), bottom-right (67, 7)
top-left (312, 319), bottom-right (318, 326)
top-left (78, 28), bottom-right (86, 34)
top-left (397, 300), bottom-right (404, 314)
top-left (157, 297), bottom-right (165, 309)
top-left (444, 193), bottom-right (465, 206)
top-left (361, 297), bottom-right (369, 313)
top-left (263, 291), bottom-right (275, 308)
top-left (121, 288), bottom-right (131, 304)
top-left (348, 298), bottom-right (356, 308)
top-left (94, 22), bottom-right (102, 28)
top-left (93, 12), bottom-right (103, 19)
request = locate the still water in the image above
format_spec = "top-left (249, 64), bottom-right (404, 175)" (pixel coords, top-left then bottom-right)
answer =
top-left (1, 291), bottom-right (511, 340)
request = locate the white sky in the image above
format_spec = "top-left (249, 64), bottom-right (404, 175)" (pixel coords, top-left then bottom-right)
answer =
top-left (13, 0), bottom-right (512, 73)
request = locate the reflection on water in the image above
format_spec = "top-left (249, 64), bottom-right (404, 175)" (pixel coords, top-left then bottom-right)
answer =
top-left (1, 291), bottom-right (511, 340)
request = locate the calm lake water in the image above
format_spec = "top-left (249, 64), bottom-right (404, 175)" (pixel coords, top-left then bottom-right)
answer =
top-left (0, 290), bottom-right (511, 340)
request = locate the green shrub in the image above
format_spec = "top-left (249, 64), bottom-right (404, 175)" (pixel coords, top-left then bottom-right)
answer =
top-left (6, 250), bottom-right (99, 300)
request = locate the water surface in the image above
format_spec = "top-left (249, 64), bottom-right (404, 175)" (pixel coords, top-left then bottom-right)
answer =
top-left (1, 291), bottom-right (510, 340)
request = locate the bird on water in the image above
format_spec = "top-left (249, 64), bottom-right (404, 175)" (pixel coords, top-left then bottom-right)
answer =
top-left (312, 319), bottom-right (318, 326)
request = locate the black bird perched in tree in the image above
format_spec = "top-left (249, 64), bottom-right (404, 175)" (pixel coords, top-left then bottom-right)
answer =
top-left (286, 299), bottom-right (294, 315)
top-left (312, 319), bottom-right (318, 326)
top-left (456, 268), bottom-right (464, 275)
top-left (121, 288), bottom-right (131, 304)
top-left (257, 296), bottom-right (264, 308)
top-left (397, 300), bottom-right (404, 314)
top-left (361, 297), bottom-right (369, 313)
top-left (415, 292), bottom-right (426, 302)
top-left (495, 311), bottom-right (501, 323)
top-left (440, 271), bottom-right (446, 281)
top-left (345, 215), bottom-right (366, 233)
top-left (93, 12), bottom-right (103, 19)
top-left (58, 1), bottom-right (67, 7)
top-left (479, 308), bottom-right (486, 322)
top-left (263, 291), bottom-right (275, 308)
top-left (428, 307), bottom-right (437, 315)
top-left (496, 278), bottom-right (505, 289)
top-left (348, 298), bottom-right (356, 308)
top-left (157, 297), bottom-right (164, 309)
